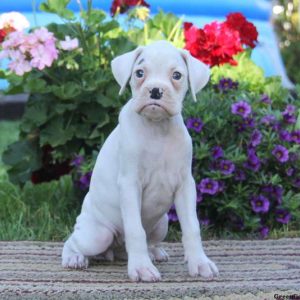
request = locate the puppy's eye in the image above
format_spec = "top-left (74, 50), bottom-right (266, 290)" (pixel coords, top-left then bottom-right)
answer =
top-left (172, 71), bottom-right (182, 80)
top-left (135, 69), bottom-right (144, 78)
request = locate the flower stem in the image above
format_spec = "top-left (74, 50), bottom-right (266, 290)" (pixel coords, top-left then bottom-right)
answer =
top-left (144, 23), bottom-right (148, 45)
top-left (167, 18), bottom-right (183, 42)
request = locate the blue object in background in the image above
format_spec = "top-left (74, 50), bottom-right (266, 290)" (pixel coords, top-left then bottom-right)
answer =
top-left (0, 0), bottom-right (294, 89)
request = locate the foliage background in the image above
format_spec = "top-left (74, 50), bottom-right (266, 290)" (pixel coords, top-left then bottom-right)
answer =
top-left (1, 1), bottom-right (300, 241)
top-left (274, 0), bottom-right (300, 84)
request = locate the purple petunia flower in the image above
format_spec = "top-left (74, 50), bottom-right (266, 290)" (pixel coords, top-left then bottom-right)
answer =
top-left (279, 130), bottom-right (292, 142)
top-left (259, 226), bottom-right (269, 238)
top-left (242, 117), bottom-right (255, 128)
top-left (235, 169), bottom-right (246, 181)
top-left (250, 129), bottom-right (262, 147)
top-left (230, 215), bottom-right (245, 230)
top-left (261, 114), bottom-right (276, 126)
top-left (275, 208), bottom-right (291, 224)
top-left (215, 78), bottom-right (239, 93)
top-left (273, 122), bottom-right (282, 132)
top-left (186, 117), bottom-right (204, 133)
top-left (168, 204), bottom-right (178, 222)
top-left (219, 159), bottom-right (235, 175)
top-left (261, 184), bottom-right (283, 205)
top-left (217, 181), bottom-right (226, 193)
top-left (290, 130), bottom-right (300, 144)
top-left (292, 178), bottom-right (300, 188)
top-left (200, 217), bottom-right (210, 226)
top-left (283, 114), bottom-right (296, 124)
top-left (250, 195), bottom-right (270, 213)
top-left (71, 155), bottom-right (84, 167)
top-left (211, 146), bottom-right (224, 160)
top-left (244, 149), bottom-right (261, 172)
top-left (282, 104), bottom-right (296, 124)
top-left (78, 171), bottom-right (92, 190)
top-left (284, 104), bottom-right (296, 114)
top-left (237, 118), bottom-right (255, 132)
top-left (286, 167), bottom-right (295, 177)
top-left (197, 178), bottom-right (219, 195)
top-left (197, 192), bottom-right (203, 203)
top-left (231, 100), bottom-right (252, 118)
top-left (260, 94), bottom-right (272, 105)
top-left (290, 153), bottom-right (299, 162)
top-left (272, 186), bottom-right (283, 205)
top-left (272, 145), bottom-right (289, 163)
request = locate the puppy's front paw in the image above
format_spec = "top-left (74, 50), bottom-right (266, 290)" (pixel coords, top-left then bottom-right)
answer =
top-left (62, 253), bottom-right (89, 269)
top-left (128, 256), bottom-right (161, 282)
top-left (187, 254), bottom-right (219, 279)
top-left (149, 247), bottom-right (169, 262)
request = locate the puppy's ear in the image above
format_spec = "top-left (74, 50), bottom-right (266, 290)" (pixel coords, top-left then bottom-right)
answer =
top-left (180, 50), bottom-right (210, 102)
top-left (111, 46), bottom-right (144, 95)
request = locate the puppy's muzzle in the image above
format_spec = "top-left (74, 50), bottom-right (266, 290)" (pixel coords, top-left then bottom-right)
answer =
top-left (149, 88), bottom-right (163, 100)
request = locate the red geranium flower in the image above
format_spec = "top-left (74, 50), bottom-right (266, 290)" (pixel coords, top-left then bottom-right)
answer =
top-left (0, 29), bottom-right (6, 43)
top-left (184, 21), bottom-right (243, 67)
top-left (0, 26), bottom-right (15, 43)
top-left (225, 12), bottom-right (258, 48)
top-left (183, 13), bottom-right (258, 67)
top-left (110, 0), bottom-right (150, 16)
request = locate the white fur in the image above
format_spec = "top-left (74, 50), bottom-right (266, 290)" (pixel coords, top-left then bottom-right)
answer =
top-left (62, 41), bottom-right (218, 282)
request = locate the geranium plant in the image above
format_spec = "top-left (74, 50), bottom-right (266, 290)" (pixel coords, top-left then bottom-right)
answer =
top-left (1, 1), bottom-right (300, 238)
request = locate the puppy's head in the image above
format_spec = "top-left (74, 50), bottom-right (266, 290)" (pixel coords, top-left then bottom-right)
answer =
top-left (111, 41), bottom-right (209, 121)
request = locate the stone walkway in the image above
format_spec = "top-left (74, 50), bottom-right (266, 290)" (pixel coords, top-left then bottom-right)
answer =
top-left (0, 239), bottom-right (300, 299)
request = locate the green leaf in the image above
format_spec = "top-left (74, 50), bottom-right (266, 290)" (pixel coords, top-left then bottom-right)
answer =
top-left (80, 103), bottom-right (110, 124)
top-left (55, 103), bottom-right (77, 114)
top-left (21, 101), bottom-right (49, 132)
top-left (52, 82), bottom-right (81, 100)
top-left (0, 70), bottom-right (6, 79)
top-left (2, 139), bottom-right (42, 185)
top-left (40, 0), bottom-right (75, 20)
top-left (81, 9), bottom-right (106, 26)
top-left (110, 37), bottom-right (136, 56)
top-left (40, 117), bottom-right (75, 147)
top-left (24, 78), bottom-right (49, 94)
top-left (95, 93), bottom-right (120, 108)
top-left (81, 70), bottom-right (110, 92)
top-left (295, 109), bottom-right (300, 130)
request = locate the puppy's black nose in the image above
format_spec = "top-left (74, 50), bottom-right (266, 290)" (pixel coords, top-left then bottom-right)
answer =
top-left (150, 88), bottom-right (163, 100)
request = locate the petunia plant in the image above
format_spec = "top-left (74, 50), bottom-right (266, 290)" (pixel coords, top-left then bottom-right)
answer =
top-left (181, 78), bottom-right (300, 238)
top-left (1, 1), bottom-right (300, 238)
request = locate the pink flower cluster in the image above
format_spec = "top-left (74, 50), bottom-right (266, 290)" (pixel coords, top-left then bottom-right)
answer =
top-left (0, 27), bottom-right (58, 75)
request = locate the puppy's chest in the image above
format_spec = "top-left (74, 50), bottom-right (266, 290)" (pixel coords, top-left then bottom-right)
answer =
top-left (140, 147), bottom-right (184, 210)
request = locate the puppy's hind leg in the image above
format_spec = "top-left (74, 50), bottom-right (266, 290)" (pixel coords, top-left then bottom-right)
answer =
top-left (62, 214), bottom-right (114, 269)
top-left (148, 214), bottom-right (169, 262)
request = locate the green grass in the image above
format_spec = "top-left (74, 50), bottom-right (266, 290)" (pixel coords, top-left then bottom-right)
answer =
top-left (0, 175), bottom-right (80, 241)
top-left (0, 121), bottom-right (80, 241)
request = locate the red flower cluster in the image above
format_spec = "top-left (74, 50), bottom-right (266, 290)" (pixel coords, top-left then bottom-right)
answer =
top-left (226, 13), bottom-right (258, 48)
top-left (110, 0), bottom-right (150, 16)
top-left (0, 29), bottom-right (5, 43)
top-left (0, 26), bottom-right (15, 43)
top-left (184, 12), bottom-right (258, 67)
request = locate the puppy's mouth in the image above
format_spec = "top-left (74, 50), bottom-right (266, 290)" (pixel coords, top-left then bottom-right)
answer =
top-left (141, 102), bottom-right (166, 111)
top-left (146, 103), bottom-right (162, 108)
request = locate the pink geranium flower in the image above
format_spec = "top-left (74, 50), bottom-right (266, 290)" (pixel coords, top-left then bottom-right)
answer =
top-left (0, 27), bottom-right (59, 75)
top-left (60, 36), bottom-right (79, 51)
top-left (8, 51), bottom-right (32, 75)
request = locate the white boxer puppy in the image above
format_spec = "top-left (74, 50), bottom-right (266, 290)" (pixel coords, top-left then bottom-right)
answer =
top-left (62, 40), bottom-right (218, 282)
